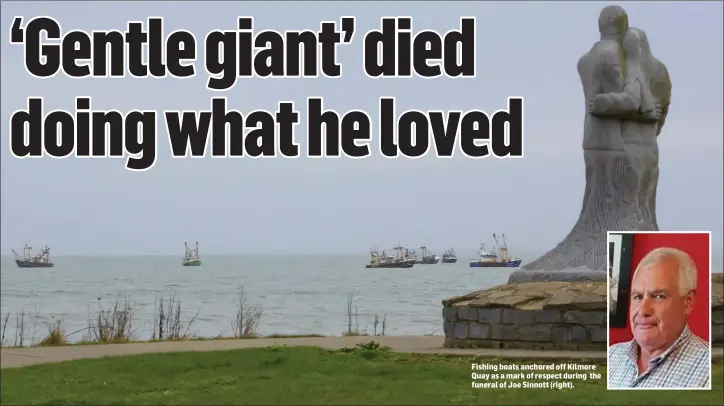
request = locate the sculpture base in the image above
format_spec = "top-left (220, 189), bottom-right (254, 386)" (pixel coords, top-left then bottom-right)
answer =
top-left (442, 281), bottom-right (608, 351)
top-left (508, 266), bottom-right (606, 284)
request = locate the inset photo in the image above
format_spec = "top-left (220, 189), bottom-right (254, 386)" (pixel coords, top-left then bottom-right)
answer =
top-left (606, 231), bottom-right (712, 390)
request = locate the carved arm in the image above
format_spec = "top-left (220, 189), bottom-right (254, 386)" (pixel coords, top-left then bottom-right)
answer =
top-left (590, 79), bottom-right (661, 123)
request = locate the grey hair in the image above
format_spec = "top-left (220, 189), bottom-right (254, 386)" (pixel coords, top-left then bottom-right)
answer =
top-left (634, 247), bottom-right (698, 296)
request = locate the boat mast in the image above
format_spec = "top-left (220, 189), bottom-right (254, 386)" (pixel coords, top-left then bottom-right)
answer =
top-left (493, 233), bottom-right (510, 262)
top-left (40, 245), bottom-right (50, 263)
top-left (394, 242), bottom-right (404, 261)
top-left (500, 233), bottom-right (510, 262)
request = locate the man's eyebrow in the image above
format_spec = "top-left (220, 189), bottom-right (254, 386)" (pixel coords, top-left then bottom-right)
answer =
top-left (630, 288), bottom-right (670, 296)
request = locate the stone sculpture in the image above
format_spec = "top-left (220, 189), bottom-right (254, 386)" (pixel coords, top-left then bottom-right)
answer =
top-left (508, 5), bottom-right (672, 283)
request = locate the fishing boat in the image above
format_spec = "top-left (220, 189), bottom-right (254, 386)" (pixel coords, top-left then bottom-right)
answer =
top-left (441, 248), bottom-right (458, 263)
top-left (399, 245), bottom-right (417, 267)
top-left (12, 243), bottom-right (54, 268)
top-left (469, 233), bottom-right (522, 268)
top-left (182, 242), bottom-right (201, 266)
top-left (415, 246), bottom-right (440, 264)
top-left (366, 244), bottom-right (415, 268)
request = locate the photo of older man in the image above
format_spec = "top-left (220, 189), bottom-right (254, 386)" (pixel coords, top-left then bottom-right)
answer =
top-left (608, 247), bottom-right (710, 389)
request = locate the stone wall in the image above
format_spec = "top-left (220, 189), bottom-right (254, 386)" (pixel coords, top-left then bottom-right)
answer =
top-left (443, 306), bottom-right (606, 350)
top-left (442, 281), bottom-right (607, 351)
top-left (442, 275), bottom-right (724, 349)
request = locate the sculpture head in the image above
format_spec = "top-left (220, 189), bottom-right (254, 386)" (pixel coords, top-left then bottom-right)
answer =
top-left (629, 248), bottom-right (697, 357)
top-left (598, 5), bottom-right (629, 40)
top-left (623, 27), bottom-right (663, 119)
top-left (623, 27), bottom-right (651, 61)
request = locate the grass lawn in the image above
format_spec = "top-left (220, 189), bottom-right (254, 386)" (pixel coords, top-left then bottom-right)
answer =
top-left (2, 343), bottom-right (722, 405)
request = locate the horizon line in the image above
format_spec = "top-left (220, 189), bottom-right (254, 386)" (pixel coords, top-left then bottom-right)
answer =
top-left (2, 251), bottom-right (723, 259)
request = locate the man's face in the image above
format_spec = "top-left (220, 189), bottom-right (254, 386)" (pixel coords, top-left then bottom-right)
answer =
top-left (629, 257), bottom-right (695, 353)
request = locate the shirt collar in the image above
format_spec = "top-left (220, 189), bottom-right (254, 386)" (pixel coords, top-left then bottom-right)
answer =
top-left (625, 324), bottom-right (691, 367)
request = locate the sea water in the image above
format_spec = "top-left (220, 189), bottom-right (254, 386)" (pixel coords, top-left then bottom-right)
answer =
top-left (1, 253), bottom-right (721, 345)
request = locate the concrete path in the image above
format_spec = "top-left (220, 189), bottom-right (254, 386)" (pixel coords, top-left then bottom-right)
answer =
top-left (1, 336), bottom-right (614, 369)
top-left (3, 336), bottom-right (722, 370)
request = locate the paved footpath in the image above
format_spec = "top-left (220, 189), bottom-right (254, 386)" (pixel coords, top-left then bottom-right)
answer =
top-left (2, 336), bottom-right (722, 369)
top-left (2, 336), bottom-right (608, 369)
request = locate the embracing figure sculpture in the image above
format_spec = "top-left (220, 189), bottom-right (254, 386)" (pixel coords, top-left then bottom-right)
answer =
top-left (508, 5), bottom-right (672, 283)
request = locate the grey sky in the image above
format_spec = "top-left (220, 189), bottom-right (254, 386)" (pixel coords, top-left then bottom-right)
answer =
top-left (1, 1), bottom-right (722, 255)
